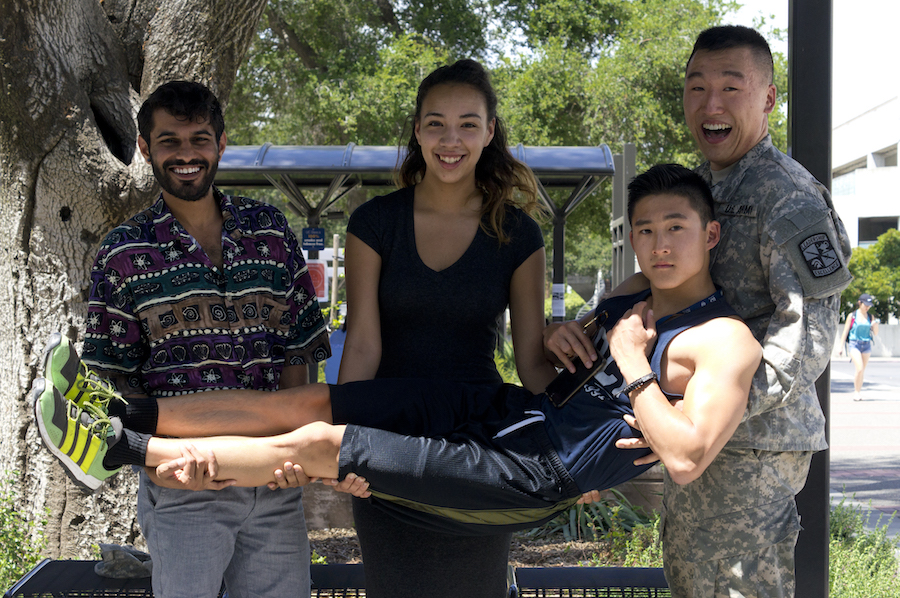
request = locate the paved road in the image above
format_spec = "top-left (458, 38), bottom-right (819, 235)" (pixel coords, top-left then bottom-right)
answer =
top-left (828, 357), bottom-right (900, 539)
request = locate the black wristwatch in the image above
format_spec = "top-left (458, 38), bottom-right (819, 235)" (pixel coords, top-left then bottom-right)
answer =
top-left (622, 371), bottom-right (658, 395)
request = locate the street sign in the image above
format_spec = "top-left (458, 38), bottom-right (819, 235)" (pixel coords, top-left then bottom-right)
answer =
top-left (302, 227), bottom-right (326, 251)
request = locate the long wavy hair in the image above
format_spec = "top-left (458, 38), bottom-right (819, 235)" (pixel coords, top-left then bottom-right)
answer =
top-left (397, 59), bottom-right (542, 243)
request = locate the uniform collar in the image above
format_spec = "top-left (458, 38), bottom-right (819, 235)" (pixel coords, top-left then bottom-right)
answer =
top-left (697, 135), bottom-right (773, 198)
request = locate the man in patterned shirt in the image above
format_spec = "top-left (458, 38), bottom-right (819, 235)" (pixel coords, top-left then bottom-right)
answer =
top-left (78, 81), bottom-right (330, 598)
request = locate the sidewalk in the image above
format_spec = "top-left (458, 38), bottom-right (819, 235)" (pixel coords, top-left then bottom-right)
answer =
top-left (828, 358), bottom-right (900, 540)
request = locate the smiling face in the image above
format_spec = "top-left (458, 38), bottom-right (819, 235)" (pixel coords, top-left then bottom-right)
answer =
top-left (138, 108), bottom-right (226, 203)
top-left (629, 193), bottom-right (720, 292)
top-left (414, 83), bottom-right (495, 188)
top-left (683, 47), bottom-right (776, 171)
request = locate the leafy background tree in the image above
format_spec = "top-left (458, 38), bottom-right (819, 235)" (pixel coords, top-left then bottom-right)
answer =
top-left (226, 0), bottom-right (788, 290)
top-left (839, 229), bottom-right (900, 323)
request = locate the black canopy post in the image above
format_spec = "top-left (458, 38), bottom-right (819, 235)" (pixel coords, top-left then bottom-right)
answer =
top-left (788, 0), bottom-right (833, 595)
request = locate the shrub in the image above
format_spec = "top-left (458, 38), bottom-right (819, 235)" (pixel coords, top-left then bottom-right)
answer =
top-left (619, 513), bottom-right (663, 568)
top-left (528, 489), bottom-right (653, 543)
top-left (0, 474), bottom-right (47, 591)
top-left (829, 497), bottom-right (899, 598)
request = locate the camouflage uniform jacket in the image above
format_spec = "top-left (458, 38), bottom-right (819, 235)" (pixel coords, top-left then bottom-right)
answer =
top-left (697, 135), bottom-right (852, 452)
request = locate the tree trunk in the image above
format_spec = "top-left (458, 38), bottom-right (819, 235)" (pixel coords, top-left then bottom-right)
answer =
top-left (0, 0), bottom-right (267, 559)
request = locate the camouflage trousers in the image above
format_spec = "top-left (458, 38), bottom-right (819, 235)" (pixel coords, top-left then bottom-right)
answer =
top-left (661, 448), bottom-right (814, 598)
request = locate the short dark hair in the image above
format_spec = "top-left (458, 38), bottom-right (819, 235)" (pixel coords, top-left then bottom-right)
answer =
top-left (627, 164), bottom-right (715, 226)
top-left (687, 25), bottom-right (774, 84)
top-left (137, 81), bottom-right (225, 144)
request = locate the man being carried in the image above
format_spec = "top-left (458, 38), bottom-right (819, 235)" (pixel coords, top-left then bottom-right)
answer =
top-left (34, 164), bottom-right (761, 536)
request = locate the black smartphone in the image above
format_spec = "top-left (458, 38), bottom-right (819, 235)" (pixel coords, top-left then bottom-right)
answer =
top-left (545, 354), bottom-right (608, 408)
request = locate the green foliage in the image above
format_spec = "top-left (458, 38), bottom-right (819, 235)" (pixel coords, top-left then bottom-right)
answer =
top-left (518, 0), bottom-right (629, 57)
top-left (528, 489), bottom-right (653, 543)
top-left (310, 550), bottom-right (327, 565)
top-left (829, 497), bottom-right (900, 597)
top-left (0, 474), bottom-right (47, 591)
top-left (840, 228), bottom-right (900, 322)
top-left (609, 512), bottom-right (664, 568)
top-left (557, 212), bottom-right (614, 280)
top-left (321, 299), bottom-right (346, 330)
top-left (494, 339), bottom-right (522, 386)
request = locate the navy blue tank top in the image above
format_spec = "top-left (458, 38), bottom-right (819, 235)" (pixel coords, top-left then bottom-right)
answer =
top-left (542, 289), bottom-right (740, 493)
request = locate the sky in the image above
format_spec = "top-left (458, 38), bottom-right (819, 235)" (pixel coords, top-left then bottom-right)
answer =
top-left (728, 0), bottom-right (900, 126)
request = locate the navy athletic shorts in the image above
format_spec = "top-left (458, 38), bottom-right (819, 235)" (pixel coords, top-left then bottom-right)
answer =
top-left (329, 379), bottom-right (582, 535)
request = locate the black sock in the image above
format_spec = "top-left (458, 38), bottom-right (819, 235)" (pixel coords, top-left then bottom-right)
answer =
top-left (108, 398), bottom-right (158, 434)
top-left (103, 428), bottom-right (150, 468)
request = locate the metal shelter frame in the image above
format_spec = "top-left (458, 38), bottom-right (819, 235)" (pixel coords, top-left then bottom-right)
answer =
top-left (215, 143), bottom-right (630, 322)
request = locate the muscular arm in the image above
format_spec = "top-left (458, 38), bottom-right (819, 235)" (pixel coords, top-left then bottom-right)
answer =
top-left (508, 248), bottom-right (558, 393)
top-left (610, 304), bottom-right (761, 485)
top-left (338, 233), bottom-right (383, 383)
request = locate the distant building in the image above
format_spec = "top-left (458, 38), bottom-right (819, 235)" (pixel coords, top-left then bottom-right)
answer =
top-left (831, 97), bottom-right (900, 330)
top-left (831, 96), bottom-right (900, 247)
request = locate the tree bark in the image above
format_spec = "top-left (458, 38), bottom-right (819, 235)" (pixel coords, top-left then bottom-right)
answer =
top-left (0, 0), bottom-right (267, 559)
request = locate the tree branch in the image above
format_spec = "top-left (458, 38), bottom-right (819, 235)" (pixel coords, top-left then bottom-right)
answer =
top-left (372, 0), bottom-right (402, 37)
top-left (266, 6), bottom-right (325, 73)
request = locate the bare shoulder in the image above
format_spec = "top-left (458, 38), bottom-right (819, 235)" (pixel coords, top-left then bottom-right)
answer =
top-left (606, 273), bottom-right (649, 299)
top-left (675, 315), bottom-right (761, 366)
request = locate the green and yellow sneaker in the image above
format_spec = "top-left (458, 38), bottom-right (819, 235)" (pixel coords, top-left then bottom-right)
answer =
top-left (42, 332), bottom-right (124, 413)
top-left (32, 377), bottom-right (122, 492)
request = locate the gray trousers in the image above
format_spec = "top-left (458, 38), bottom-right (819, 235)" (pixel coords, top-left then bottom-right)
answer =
top-left (137, 471), bottom-right (310, 598)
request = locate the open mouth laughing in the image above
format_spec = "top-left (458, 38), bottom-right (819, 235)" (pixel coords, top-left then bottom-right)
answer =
top-left (702, 123), bottom-right (732, 141)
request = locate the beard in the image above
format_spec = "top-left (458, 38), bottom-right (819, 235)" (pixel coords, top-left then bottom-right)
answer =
top-left (151, 157), bottom-right (219, 202)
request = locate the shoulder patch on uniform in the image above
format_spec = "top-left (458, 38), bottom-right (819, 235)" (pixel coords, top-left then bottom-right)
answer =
top-left (799, 233), bottom-right (841, 278)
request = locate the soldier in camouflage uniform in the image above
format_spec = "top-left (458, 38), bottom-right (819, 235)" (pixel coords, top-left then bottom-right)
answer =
top-left (667, 26), bottom-right (852, 597)
top-left (546, 25), bottom-right (851, 598)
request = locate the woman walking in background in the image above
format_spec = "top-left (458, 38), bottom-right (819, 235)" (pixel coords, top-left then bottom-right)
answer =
top-left (338, 59), bottom-right (558, 597)
top-left (839, 293), bottom-right (879, 401)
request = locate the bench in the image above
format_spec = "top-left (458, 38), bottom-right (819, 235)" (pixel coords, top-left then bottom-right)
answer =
top-left (508, 565), bottom-right (670, 597)
top-left (5, 560), bottom-right (668, 597)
